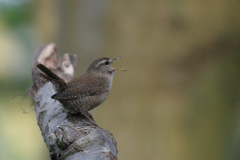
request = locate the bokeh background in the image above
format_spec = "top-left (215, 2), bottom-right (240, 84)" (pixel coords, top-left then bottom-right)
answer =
top-left (1, 0), bottom-right (240, 160)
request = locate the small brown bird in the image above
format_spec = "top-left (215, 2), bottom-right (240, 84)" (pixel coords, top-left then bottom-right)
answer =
top-left (37, 56), bottom-right (125, 126)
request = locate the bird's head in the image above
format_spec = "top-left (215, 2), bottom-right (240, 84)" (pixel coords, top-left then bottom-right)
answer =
top-left (86, 56), bottom-right (126, 76)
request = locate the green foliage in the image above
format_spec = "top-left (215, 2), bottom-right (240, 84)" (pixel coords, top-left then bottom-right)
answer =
top-left (0, 2), bottom-right (35, 28)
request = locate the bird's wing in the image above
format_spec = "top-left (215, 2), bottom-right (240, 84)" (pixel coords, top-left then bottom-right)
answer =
top-left (51, 77), bottom-right (107, 100)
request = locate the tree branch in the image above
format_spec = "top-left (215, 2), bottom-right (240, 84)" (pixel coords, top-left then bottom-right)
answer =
top-left (30, 43), bottom-right (118, 160)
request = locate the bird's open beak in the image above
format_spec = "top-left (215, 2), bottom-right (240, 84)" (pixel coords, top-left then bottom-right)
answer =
top-left (112, 67), bottom-right (126, 71)
top-left (113, 56), bottom-right (123, 61)
top-left (111, 56), bottom-right (126, 71)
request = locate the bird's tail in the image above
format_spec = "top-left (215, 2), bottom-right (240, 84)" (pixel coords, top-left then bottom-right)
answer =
top-left (37, 64), bottom-right (66, 92)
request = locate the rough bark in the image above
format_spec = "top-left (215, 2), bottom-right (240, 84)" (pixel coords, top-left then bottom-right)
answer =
top-left (30, 43), bottom-right (118, 160)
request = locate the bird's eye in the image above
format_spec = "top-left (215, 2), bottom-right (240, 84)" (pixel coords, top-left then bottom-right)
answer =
top-left (104, 61), bottom-right (109, 65)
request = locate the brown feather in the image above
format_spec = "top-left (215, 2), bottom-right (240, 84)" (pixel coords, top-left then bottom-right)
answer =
top-left (37, 64), bottom-right (66, 92)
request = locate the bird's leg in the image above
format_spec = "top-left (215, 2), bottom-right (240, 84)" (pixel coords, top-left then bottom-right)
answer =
top-left (83, 112), bottom-right (99, 127)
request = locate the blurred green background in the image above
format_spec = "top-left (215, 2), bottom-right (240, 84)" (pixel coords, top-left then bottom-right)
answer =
top-left (1, 0), bottom-right (240, 160)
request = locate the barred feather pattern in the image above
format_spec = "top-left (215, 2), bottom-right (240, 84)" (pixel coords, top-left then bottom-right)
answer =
top-left (37, 57), bottom-right (117, 114)
top-left (37, 64), bottom-right (66, 92)
top-left (52, 74), bottom-right (111, 113)
top-left (59, 92), bottom-right (109, 114)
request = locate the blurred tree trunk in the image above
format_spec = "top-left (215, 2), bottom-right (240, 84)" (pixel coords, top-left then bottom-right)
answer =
top-left (35, 0), bottom-right (109, 72)
top-left (35, 0), bottom-right (240, 160)
top-left (105, 1), bottom-right (240, 160)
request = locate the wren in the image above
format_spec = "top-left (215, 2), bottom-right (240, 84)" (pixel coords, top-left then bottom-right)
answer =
top-left (37, 56), bottom-right (125, 126)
